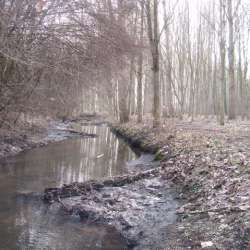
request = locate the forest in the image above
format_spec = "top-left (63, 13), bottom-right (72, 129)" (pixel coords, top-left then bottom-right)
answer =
top-left (0, 0), bottom-right (249, 127)
top-left (0, 1), bottom-right (250, 250)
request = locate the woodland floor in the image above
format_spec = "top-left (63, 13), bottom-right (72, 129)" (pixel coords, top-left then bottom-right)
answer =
top-left (123, 117), bottom-right (250, 250)
top-left (1, 115), bottom-right (250, 249)
top-left (43, 116), bottom-right (250, 249)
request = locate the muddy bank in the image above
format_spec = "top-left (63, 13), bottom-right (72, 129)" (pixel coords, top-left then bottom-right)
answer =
top-left (44, 167), bottom-right (163, 202)
top-left (44, 121), bottom-right (250, 249)
top-left (0, 115), bottom-right (99, 160)
top-left (44, 169), bottom-right (178, 249)
top-left (111, 122), bottom-right (250, 250)
top-left (43, 125), bottom-right (179, 250)
top-left (110, 124), bottom-right (173, 161)
top-left (0, 120), bottom-right (139, 250)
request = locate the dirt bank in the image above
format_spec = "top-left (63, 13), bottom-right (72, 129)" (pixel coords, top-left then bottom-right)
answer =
top-left (44, 124), bottom-right (180, 249)
top-left (45, 174), bottom-right (178, 249)
top-left (112, 121), bottom-right (250, 250)
top-left (43, 120), bottom-right (250, 249)
top-left (0, 114), bottom-right (101, 160)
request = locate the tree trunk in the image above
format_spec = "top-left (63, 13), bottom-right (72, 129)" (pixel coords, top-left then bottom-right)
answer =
top-left (146, 0), bottom-right (161, 128)
top-left (163, 0), bottom-right (174, 117)
top-left (137, 1), bottom-right (144, 123)
top-left (219, 0), bottom-right (226, 125)
top-left (227, 0), bottom-right (236, 120)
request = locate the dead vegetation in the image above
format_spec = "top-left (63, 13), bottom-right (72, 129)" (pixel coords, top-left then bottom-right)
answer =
top-left (39, 116), bottom-right (250, 249)
top-left (111, 119), bottom-right (250, 249)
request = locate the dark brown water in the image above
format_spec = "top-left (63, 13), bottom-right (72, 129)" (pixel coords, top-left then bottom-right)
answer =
top-left (0, 125), bottom-right (136, 250)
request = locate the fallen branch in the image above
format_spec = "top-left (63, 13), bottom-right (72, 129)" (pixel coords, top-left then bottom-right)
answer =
top-left (44, 166), bottom-right (164, 203)
top-left (177, 206), bottom-right (250, 215)
top-left (55, 129), bottom-right (97, 137)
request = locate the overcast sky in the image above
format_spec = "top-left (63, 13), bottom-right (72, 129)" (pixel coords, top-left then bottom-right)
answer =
top-left (160, 0), bottom-right (250, 71)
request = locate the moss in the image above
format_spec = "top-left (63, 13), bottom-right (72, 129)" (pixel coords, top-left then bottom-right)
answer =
top-left (154, 150), bottom-right (165, 161)
top-left (190, 183), bottom-right (202, 193)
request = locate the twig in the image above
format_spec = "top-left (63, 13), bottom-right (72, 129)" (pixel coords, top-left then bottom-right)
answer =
top-left (177, 206), bottom-right (249, 215)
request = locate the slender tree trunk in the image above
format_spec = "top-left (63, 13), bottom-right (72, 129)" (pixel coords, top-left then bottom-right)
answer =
top-left (117, 0), bottom-right (129, 123)
top-left (163, 0), bottom-right (174, 117)
top-left (129, 56), bottom-right (135, 116)
top-left (137, 1), bottom-right (144, 123)
top-left (118, 75), bottom-right (130, 123)
top-left (219, 0), bottom-right (226, 125)
top-left (212, 55), bottom-right (218, 115)
top-left (238, 34), bottom-right (244, 118)
top-left (146, 0), bottom-right (161, 127)
top-left (227, 0), bottom-right (236, 119)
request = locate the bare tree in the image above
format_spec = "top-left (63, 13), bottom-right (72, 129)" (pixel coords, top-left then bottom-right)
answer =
top-left (227, 0), bottom-right (237, 119)
top-left (137, 1), bottom-right (144, 123)
top-left (146, 0), bottom-right (161, 127)
top-left (219, 0), bottom-right (227, 125)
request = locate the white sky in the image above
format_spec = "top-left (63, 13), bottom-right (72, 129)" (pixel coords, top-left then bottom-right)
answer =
top-left (160, 0), bottom-right (250, 74)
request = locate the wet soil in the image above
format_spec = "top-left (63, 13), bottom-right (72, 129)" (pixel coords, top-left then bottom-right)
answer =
top-left (44, 124), bottom-right (179, 250)
top-left (110, 121), bottom-right (250, 250)
top-left (0, 117), bottom-right (137, 250)
top-left (48, 177), bottom-right (178, 249)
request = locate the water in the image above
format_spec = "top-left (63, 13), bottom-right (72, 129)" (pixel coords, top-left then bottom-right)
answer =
top-left (0, 125), bottom-right (136, 250)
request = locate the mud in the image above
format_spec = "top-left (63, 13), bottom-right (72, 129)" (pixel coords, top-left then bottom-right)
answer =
top-left (46, 175), bottom-right (178, 250)
top-left (43, 123), bottom-right (179, 250)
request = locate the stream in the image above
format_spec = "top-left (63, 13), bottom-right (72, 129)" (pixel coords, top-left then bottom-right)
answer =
top-left (0, 124), bottom-right (177, 250)
top-left (0, 125), bottom-right (138, 250)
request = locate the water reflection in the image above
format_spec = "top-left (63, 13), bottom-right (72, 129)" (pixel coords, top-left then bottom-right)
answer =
top-left (0, 125), bottom-right (135, 250)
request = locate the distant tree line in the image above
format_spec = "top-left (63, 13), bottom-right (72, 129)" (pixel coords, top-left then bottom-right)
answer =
top-left (0, 0), bottom-right (249, 128)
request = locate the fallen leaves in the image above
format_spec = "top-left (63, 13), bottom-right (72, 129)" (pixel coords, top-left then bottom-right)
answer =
top-left (201, 241), bottom-right (214, 248)
top-left (112, 120), bottom-right (250, 249)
